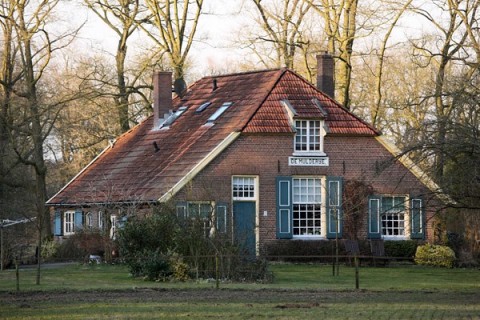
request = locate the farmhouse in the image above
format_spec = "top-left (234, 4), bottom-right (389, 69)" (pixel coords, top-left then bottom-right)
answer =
top-left (47, 54), bottom-right (445, 256)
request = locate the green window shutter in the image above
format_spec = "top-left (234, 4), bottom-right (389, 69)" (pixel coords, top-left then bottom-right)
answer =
top-left (216, 202), bottom-right (228, 233)
top-left (326, 176), bottom-right (343, 239)
top-left (276, 176), bottom-right (293, 239)
top-left (176, 201), bottom-right (187, 219)
top-left (410, 198), bottom-right (425, 239)
top-left (54, 211), bottom-right (62, 236)
top-left (74, 209), bottom-right (83, 231)
top-left (368, 196), bottom-right (382, 239)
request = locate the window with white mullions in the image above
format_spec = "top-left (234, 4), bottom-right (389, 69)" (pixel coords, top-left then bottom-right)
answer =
top-left (64, 211), bottom-right (75, 235)
top-left (232, 176), bottom-right (256, 200)
top-left (86, 212), bottom-right (93, 228)
top-left (381, 196), bottom-right (406, 237)
top-left (292, 178), bottom-right (322, 236)
top-left (187, 202), bottom-right (213, 237)
top-left (294, 120), bottom-right (323, 154)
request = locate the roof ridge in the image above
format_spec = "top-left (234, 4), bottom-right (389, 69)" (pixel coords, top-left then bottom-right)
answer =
top-left (201, 68), bottom-right (284, 80)
top-left (284, 69), bottom-right (381, 136)
top-left (240, 68), bottom-right (288, 132)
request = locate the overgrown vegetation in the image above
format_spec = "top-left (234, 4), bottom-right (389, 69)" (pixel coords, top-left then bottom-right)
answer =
top-left (117, 207), bottom-right (270, 282)
top-left (47, 230), bottom-right (112, 263)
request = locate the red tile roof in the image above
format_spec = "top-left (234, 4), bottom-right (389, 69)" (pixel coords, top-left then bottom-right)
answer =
top-left (47, 68), bottom-right (379, 206)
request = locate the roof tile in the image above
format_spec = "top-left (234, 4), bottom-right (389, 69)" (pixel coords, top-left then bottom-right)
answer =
top-left (47, 68), bottom-right (379, 206)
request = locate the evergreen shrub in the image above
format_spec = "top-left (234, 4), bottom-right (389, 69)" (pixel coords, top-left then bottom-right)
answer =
top-left (415, 244), bottom-right (456, 268)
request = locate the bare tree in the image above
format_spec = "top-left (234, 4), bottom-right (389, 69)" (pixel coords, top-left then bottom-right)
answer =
top-left (140, 0), bottom-right (204, 82)
top-left (84, 0), bottom-right (144, 133)
top-left (249, 0), bottom-right (313, 69)
top-left (306, 0), bottom-right (360, 108)
top-left (408, 0), bottom-right (478, 181)
top-left (0, 0), bottom-right (82, 284)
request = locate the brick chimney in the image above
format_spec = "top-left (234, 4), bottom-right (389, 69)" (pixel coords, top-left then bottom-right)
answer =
top-left (153, 71), bottom-right (172, 129)
top-left (316, 53), bottom-right (335, 99)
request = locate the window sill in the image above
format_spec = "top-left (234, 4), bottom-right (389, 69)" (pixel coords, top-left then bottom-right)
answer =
top-left (382, 236), bottom-right (408, 241)
top-left (292, 235), bottom-right (325, 240)
top-left (292, 152), bottom-right (327, 157)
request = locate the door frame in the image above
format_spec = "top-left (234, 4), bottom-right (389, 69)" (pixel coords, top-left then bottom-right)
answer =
top-left (231, 175), bottom-right (259, 256)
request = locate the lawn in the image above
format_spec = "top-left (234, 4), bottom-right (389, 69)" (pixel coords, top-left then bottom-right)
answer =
top-left (0, 263), bottom-right (479, 319)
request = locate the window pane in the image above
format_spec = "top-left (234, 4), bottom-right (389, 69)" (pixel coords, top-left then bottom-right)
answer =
top-left (232, 176), bottom-right (255, 199)
top-left (381, 196), bottom-right (406, 237)
top-left (292, 178), bottom-right (322, 236)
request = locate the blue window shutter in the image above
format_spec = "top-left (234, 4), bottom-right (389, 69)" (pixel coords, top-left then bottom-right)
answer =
top-left (74, 209), bottom-right (83, 231)
top-left (326, 177), bottom-right (343, 239)
top-left (368, 196), bottom-right (382, 239)
top-left (216, 202), bottom-right (228, 233)
top-left (54, 211), bottom-right (62, 236)
top-left (276, 176), bottom-right (293, 239)
top-left (410, 198), bottom-right (425, 239)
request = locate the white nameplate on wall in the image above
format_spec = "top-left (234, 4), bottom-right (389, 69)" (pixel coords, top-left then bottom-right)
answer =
top-left (289, 156), bottom-right (329, 166)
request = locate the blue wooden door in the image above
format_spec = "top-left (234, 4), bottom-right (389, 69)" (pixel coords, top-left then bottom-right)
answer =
top-left (233, 201), bottom-right (256, 257)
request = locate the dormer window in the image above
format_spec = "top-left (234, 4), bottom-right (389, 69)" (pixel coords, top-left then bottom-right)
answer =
top-left (294, 120), bottom-right (325, 155)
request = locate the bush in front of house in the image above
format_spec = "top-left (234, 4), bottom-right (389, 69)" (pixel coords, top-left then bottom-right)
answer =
top-left (384, 240), bottom-right (418, 258)
top-left (117, 211), bottom-right (178, 280)
top-left (54, 230), bottom-right (109, 262)
top-left (117, 208), bottom-right (272, 282)
top-left (414, 244), bottom-right (456, 268)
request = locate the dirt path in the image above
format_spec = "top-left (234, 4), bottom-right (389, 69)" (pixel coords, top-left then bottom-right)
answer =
top-left (1, 288), bottom-right (478, 306)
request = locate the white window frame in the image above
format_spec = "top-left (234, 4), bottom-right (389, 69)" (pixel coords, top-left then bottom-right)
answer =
top-left (292, 177), bottom-right (325, 238)
top-left (232, 176), bottom-right (257, 201)
top-left (98, 211), bottom-right (104, 230)
top-left (86, 212), bottom-right (93, 229)
top-left (64, 211), bottom-right (75, 236)
top-left (293, 119), bottom-right (326, 156)
top-left (110, 215), bottom-right (117, 239)
top-left (216, 204), bottom-right (227, 233)
top-left (186, 201), bottom-right (214, 237)
top-left (381, 195), bottom-right (409, 240)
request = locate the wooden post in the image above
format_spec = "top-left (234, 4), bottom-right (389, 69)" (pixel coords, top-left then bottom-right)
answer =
top-left (0, 226), bottom-right (4, 271)
top-left (15, 259), bottom-right (19, 292)
top-left (354, 255), bottom-right (359, 290)
top-left (215, 253), bottom-right (220, 289)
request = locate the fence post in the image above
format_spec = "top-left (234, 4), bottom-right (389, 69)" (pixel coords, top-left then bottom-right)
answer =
top-left (215, 252), bottom-right (219, 289)
top-left (354, 255), bottom-right (359, 290)
top-left (15, 259), bottom-right (19, 292)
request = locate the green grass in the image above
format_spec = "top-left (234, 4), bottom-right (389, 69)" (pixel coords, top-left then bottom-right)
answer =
top-left (0, 263), bottom-right (479, 319)
top-left (1, 263), bottom-right (479, 292)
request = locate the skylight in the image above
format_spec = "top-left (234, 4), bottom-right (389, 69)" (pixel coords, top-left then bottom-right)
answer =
top-left (161, 106), bottom-right (188, 128)
top-left (207, 102), bottom-right (233, 123)
top-left (196, 102), bottom-right (211, 113)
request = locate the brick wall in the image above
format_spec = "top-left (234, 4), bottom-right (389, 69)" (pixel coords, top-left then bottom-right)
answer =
top-left (176, 133), bottom-right (440, 251)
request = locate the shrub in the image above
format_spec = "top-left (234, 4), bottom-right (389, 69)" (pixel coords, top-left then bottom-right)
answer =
top-left (384, 240), bottom-right (418, 258)
top-left (415, 244), bottom-right (456, 268)
top-left (55, 230), bottom-right (109, 262)
top-left (117, 211), bottom-right (178, 280)
top-left (41, 240), bottom-right (59, 261)
top-left (118, 207), bottom-right (272, 282)
top-left (170, 254), bottom-right (190, 281)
